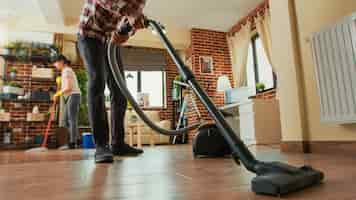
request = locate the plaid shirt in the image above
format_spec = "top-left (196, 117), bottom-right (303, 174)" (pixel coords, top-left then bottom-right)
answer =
top-left (78, 0), bottom-right (146, 43)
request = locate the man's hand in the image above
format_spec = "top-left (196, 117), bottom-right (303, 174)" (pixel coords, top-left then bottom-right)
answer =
top-left (133, 15), bottom-right (147, 30)
top-left (111, 32), bottom-right (129, 45)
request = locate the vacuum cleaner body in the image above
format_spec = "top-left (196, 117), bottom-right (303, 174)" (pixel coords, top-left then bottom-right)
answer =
top-left (107, 19), bottom-right (325, 196)
top-left (193, 124), bottom-right (232, 158)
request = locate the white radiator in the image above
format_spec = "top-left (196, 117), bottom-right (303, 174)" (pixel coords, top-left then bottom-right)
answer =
top-left (311, 13), bottom-right (356, 124)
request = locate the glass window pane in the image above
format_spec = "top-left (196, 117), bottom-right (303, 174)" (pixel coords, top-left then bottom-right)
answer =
top-left (141, 71), bottom-right (165, 107)
top-left (255, 38), bottom-right (274, 90)
top-left (246, 42), bottom-right (257, 95)
top-left (125, 71), bottom-right (138, 101)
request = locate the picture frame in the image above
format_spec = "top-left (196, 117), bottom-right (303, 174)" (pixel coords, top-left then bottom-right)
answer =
top-left (199, 56), bottom-right (214, 74)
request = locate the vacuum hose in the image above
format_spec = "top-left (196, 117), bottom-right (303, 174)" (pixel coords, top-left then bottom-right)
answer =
top-left (107, 42), bottom-right (201, 136)
top-left (108, 19), bottom-right (258, 171)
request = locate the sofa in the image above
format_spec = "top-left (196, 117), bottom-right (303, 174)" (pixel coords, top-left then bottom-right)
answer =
top-left (123, 110), bottom-right (171, 145)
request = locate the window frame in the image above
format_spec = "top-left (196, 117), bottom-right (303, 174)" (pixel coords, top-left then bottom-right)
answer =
top-left (251, 34), bottom-right (260, 85)
top-left (249, 34), bottom-right (276, 93)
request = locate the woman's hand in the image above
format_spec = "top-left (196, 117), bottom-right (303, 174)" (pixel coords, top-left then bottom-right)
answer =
top-left (52, 90), bottom-right (63, 103)
top-left (52, 95), bottom-right (59, 104)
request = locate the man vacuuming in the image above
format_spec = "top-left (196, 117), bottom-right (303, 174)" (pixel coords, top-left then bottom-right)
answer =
top-left (78, 0), bottom-right (147, 163)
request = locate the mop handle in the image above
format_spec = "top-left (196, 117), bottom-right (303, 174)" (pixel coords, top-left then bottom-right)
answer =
top-left (41, 103), bottom-right (57, 148)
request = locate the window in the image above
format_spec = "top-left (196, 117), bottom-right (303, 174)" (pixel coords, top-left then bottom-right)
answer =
top-left (141, 71), bottom-right (166, 107)
top-left (125, 70), bottom-right (166, 108)
top-left (247, 34), bottom-right (275, 94)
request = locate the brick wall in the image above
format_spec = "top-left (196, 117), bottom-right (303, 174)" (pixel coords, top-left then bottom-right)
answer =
top-left (187, 29), bottom-right (233, 142)
top-left (160, 52), bottom-right (179, 123)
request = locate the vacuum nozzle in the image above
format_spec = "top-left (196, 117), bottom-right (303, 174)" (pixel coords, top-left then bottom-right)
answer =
top-left (251, 162), bottom-right (324, 196)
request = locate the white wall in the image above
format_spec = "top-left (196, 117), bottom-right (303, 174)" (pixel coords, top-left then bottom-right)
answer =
top-left (270, 0), bottom-right (356, 142)
top-left (270, 0), bottom-right (306, 141)
top-left (294, 0), bottom-right (356, 141)
top-left (0, 24), bottom-right (9, 46)
top-left (7, 31), bottom-right (53, 44)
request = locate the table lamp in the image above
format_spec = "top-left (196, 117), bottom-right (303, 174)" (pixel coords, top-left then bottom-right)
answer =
top-left (217, 75), bottom-right (232, 104)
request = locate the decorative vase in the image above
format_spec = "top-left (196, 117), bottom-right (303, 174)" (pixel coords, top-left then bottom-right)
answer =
top-left (10, 72), bottom-right (16, 79)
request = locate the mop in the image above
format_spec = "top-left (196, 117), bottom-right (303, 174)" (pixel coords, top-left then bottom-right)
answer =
top-left (25, 103), bottom-right (57, 153)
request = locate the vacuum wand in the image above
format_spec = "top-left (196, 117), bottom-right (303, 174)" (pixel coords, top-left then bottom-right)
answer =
top-left (147, 19), bottom-right (258, 170)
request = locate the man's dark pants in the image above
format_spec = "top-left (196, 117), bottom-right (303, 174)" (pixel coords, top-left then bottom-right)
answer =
top-left (77, 35), bottom-right (127, 147)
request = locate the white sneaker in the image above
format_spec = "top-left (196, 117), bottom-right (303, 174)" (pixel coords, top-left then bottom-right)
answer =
top-left (58, 145), bottom-right (69, 151)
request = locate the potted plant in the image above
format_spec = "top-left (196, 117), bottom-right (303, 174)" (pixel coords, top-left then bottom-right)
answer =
top-left (9, 41), bottom-right (29, 61)
top-left (256, 82), bottom-right (266, 93)
top-left (76, 69), bottom-right (89, 126)
top-left (12, 41), bottom-right (23, 52)
top-left (9, 67), bottom-right (17, 79)
top-left (127, 100), bottom-right (133, 110)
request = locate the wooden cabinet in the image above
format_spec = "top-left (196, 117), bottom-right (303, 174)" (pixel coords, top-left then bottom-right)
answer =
top-left (239, 99), bottom-right (282, 145)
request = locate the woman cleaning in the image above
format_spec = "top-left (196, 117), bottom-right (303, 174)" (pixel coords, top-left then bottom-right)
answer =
top-left (53, 55), bottom-right (82, 149)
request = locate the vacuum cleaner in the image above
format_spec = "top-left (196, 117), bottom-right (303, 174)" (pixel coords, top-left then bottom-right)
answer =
top-left (193, 123), bottom-right (232, 158)
top-left (107, 19), bottom-right (324, 196)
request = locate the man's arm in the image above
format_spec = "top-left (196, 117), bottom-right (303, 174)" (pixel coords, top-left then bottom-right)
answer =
top-left (100, 0), bottom-right (146, 45)
top-left (96, 0), bottom-right (128, 15)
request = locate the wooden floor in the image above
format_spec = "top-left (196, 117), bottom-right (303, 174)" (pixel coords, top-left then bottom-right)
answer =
top-left (0, 145), bottom-right (355, 200)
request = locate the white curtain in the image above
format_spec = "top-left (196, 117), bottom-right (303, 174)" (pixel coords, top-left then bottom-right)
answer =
top-left (256, 10), bottom-right (279, 98)
top-left (256, 10), bottom-right (275, 72)
top-left (227, 22), bottom-right (252, 87)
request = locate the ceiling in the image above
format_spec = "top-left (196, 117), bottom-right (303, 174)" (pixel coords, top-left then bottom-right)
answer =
top-left (0, 0), bottom-right (263, 31)
top-left (144, 0), bottom-right (263, 31)
top-left (0, 0), bottom-right (263, 49)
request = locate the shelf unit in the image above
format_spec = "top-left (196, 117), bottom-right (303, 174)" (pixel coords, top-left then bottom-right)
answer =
top-left (0, 55), bottom-right (59, 149)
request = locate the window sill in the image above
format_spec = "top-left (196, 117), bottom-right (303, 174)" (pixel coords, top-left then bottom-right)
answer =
top-left (107, 107), bottom-right (167, 111)
top-left (255, 88), bottom-right (276, 94)
top-left (142, 107), bottom-right (167, 111)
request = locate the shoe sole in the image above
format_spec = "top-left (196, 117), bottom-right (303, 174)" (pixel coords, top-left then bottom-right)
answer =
top-left (95, 155), bottom-right (114, 163)
top-left (114, 152), bottom-right (144, 156)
